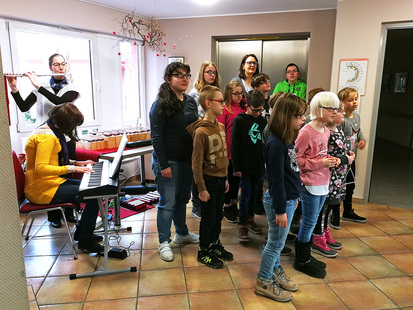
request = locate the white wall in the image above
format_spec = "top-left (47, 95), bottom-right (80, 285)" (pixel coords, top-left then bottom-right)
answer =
top-left (330, 0), bottom-right (413, 200)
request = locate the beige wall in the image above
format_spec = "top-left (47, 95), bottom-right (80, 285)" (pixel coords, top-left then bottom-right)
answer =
top-left (144, 10), bottom-right (337, 109)
top-left (330, 0), bottom-right (413, 200)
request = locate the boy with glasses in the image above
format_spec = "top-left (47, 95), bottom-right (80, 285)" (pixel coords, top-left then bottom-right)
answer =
top-left (231, 90), bottom-right (267, 242)
top-left (272, 63), bottom-right (307, 100)
top-left (187, 85), bottom-right (233, 268)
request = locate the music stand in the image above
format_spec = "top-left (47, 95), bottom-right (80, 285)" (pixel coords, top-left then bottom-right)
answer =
top-left (70, 134), bottom-right (137, 279)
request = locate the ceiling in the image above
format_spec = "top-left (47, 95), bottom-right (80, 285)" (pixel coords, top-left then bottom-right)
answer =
top-left (79, 0), bottom-right (338, 19)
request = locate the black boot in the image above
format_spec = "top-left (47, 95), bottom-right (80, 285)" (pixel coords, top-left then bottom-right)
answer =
top-left (294, 239), bottom-right (326, 278)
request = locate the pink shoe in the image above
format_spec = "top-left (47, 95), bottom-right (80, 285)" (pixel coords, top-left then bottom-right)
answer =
top-left (324, 227), bottom-right (342, 250)
top-left (311, 233), bottom-right (338, 258)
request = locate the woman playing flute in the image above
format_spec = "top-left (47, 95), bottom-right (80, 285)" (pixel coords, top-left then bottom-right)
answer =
top-left (7, 53), bottom-right (80, 228)
top-left (6, 53), bottom-right (79, 124)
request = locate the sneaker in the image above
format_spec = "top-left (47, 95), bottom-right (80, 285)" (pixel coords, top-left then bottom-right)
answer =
top-left (324, 228), bottom-right (342, 250)
top-left (173, 231), bottom-right (199, 244)
top-left (255, 277), bottom-right (292, 302)
top-left (311, 234), bottom-right (338, 258)
top-left (238, 225), bottom-right (249, 242)
top-left (210, 241), bottom-right (233, 261)
top-left (197, 249), bottom-right (223, 269)
top-left (286, 234), bottom-right (296, 243)
top-left (158, 241), bottom-right (174, 261)
top-left (273, 266), bottom-right (298, 292)
top-left (281, 246), bottom-right (292, 256)
top-left (247, 218), bottom-right (262, 234)
top-left (330, 213), bottom-right (341, 230)
top-left (223, 206), bottom-right (237, 223)
top-left (342, 209), bottom-right (367, 223)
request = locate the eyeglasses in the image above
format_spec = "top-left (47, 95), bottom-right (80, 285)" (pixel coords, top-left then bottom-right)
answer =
top-left (249, 107), bottom-right (264, 113)
top-left (204, 70), bottom-right (217, 76)
top-left (260, 79), bottom-right (271, 85)
top-left (52, 62), bottom-right (67, 68)
top-left (245, 61), bottom-right (258, 66)
top-left (171, 73), bottom-right (191, 79)
top-left (294, 113), bottom-right (305, 118)
top-left (319, 106), bottom-right (339, 112)
top-left (286, 70), bottom-right (298, 74)
top-left (232, 92), bottom-right (243, 96)
top-left (209, 99), bottom-right (224, 104)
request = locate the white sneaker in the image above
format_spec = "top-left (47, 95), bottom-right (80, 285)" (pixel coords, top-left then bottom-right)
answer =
top-left (173, 231), bottom-right (200, 244)
top-left (158, 241), bottom-right (174, 261)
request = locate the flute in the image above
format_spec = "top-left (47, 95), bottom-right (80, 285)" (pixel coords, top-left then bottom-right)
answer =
top-left (3, 73), bottom-right (72, 77)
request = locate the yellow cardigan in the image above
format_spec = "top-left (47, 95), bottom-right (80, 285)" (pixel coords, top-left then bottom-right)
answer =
top-left (24, 128), bottom-right (74, 204)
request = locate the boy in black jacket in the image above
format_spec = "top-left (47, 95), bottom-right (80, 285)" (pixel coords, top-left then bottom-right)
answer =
top-left (231, 89), bottom-right (267, 242)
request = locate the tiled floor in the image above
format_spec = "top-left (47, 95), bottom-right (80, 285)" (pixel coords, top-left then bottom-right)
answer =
top-left (23, 202), bottom-right (413, 309)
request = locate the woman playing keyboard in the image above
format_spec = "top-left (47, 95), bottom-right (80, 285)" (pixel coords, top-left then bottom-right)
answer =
top-left (24, 103), bottom-right (103, 253)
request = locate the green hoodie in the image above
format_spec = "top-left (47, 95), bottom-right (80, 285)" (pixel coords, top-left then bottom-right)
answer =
top-left (272, 79), bottom-right (307, 100)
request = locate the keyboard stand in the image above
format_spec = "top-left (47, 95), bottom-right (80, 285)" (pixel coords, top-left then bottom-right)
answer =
top-left (69, 194), bottom-right (137, 279)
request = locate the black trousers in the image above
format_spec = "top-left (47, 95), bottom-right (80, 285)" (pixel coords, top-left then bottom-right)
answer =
top-left (343, 161), bottom-right (356, 213)
top-left (224, 160), bottom-right (240, 205)
top-left (199, 175), bottom-right (226, 249)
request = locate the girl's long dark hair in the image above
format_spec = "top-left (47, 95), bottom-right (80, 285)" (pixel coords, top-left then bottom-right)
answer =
top-left (157, 62), bottom-right (191, 117)
top-left (238, 54), bottom-right (260, 80)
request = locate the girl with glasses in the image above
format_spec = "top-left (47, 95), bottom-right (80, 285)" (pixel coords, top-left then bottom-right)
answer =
top-left (294, 91), bottom-right (340, 279)
top-left (231, 54), bottom-right (260, 97)
top-left (149, 62), bottom-right (200, 262)
top-left (216, 81), bottom-right (247, 224)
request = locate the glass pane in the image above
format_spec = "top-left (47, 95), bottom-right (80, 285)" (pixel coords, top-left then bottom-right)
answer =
top-left (13, 30), bottom-right (94, 125)
top-left (120, 42), bottom-right (140, 125)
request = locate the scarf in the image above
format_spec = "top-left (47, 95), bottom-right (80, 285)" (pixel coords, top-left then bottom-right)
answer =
top-left (46, 119), bottom-right (69, 166)
top-left (50, 77), bottom-right (68, 91)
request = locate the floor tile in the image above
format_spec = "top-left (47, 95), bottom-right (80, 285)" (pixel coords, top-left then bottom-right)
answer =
top-left (112, 220), bottom-right (143, 234)
top-left (335, 237), bottom-right (377, 257)
top-left (107, 233), bottom-right (142, 250)
top-left (227, 263), bottom-right (260, 289)
top-left (137, 294), bottom-right (189, 310)
top-left (25, 256), bottom-right (57, 278)
top-left (292, 283), bottom-right (347, 310)
top-left (36, 276), bottom-right (91, 305)
top-left (143, 219), bottom-right (158, 233)
top-left (185, 266), bottom-right (234, 292)
top-left (38, 303), bottom-right (83, 309)
top-left (324, 258), bottom-right (365, 282)
top-left (359, 235), bottom-right (411, 254)
top-left (392, 234), bottom-right (413, 250)
top-left (327, 226), bottom-right (354, 238)
top-left (355, 209), bottom-right (394, 221)
top-left (188, 290), bottom-right (242, 310)
top-left (28, 285), bottom-right (36, 302)
top-left (144, 207), bottom-right (157, 220)
top-left (383, 253), bottom-right (413, 275)
top-left (49, 253), bottom-right (99, 276)
top-left (219, 228), bottom-right (241, 245)
top-left (140, 248), bottom-right (183, 270)
top-left (83, 298), bottom-right (137, 309)
top-left (224, 244), bottom-right (262, 264)
top-left (341, 222), bottom-right (387, 237)
top-left (237, 288), bottom-right (296, 310)
top-left (380, 208), bottom-right (413, 220)
top-left (347, 255), bottom-right (405, 279)
top-left (370, 220), bottom-right (413, 235)
top-left (23, 237), bottom-right (68, 256)
top-left (138, 268), bottom-right (186, 297)
top-left (185, 217), bottom-right (201, 232)
top-left (329, 280), bottom-right (397, 309)
top-left (275, 261), bottom-right (324, 285)
top-left (371, 277), bottom-right (413, 308)
top-left (398, 219), bottom-right (413, 230)
top-left (27, 277), bottom-right (44, 295)
top-left (86, 272), bottom-right (139, 301)
top-left (181, 247), bottom-right (204, 268)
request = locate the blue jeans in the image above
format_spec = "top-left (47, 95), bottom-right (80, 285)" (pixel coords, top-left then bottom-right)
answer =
top-left (239, 174), bottom-right (264, 224)
top-left (297, 186), bottom-right (327, 243)
top-left (258, 190), bottom-right (297, 280)
top-left (151, 158), bottom-right (193, 243)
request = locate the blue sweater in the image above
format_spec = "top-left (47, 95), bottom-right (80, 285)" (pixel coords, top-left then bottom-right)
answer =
top-left (264, 134), bottom-right (301, 214)
top-left (149, 94), bottom-right (198, 169)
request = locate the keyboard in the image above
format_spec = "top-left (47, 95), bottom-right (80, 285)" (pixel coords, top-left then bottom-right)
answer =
top-left (78, 160), bottom-right (118, 198)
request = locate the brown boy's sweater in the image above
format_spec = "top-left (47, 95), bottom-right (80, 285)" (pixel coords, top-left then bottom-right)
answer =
top-left (187, 119), bottom-right (229, 192)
